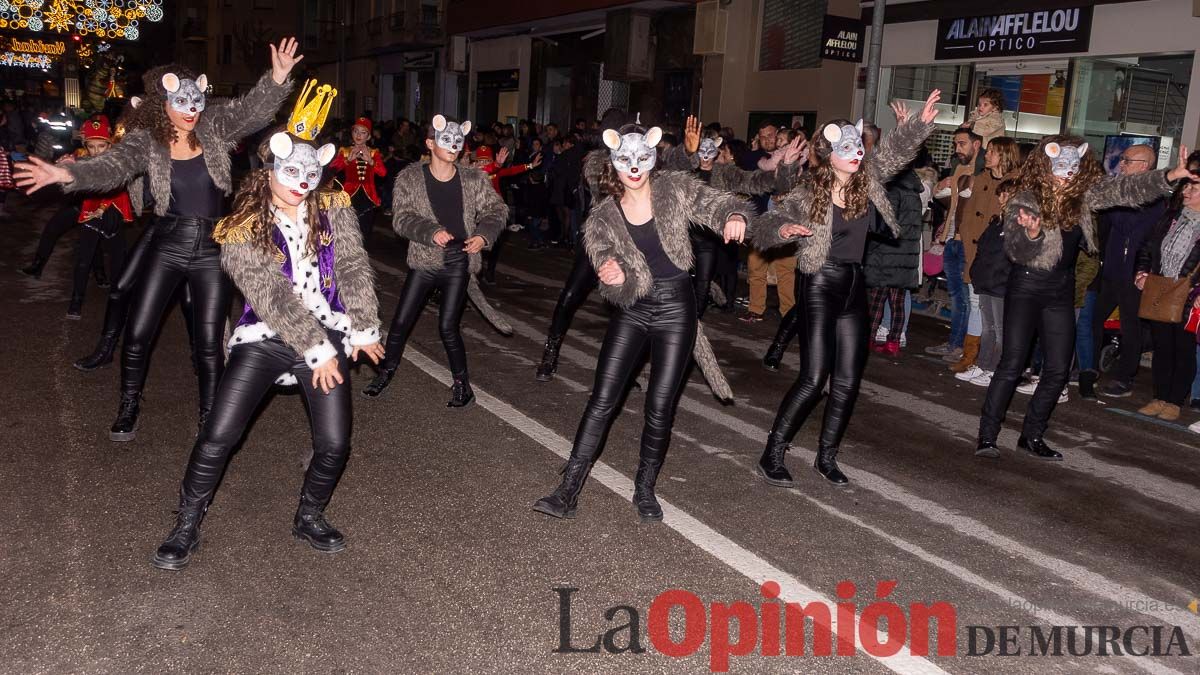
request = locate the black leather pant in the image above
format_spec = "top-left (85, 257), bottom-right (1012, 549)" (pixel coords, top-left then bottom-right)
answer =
top-left (179, 331), bottom-right (352, 507)
top-left (980, 275), bottom-right (1075, 441)
top-left (768, 262), bottom-right (869, 450)
top-left (71, 209), bottom-right (126, 301)
top-left (32, 203), bottom-right (81, 261)
top-left (350, 189), bottom-right (377, 249)
top-left (569, 276), bottom-right (697, 465)
top-left (97, 221), bottom-right (195, 343)
top-left (380, 243), bottom-right (470, 376)
top-left (547, 245), bottom-right (597, 338)
top-left (690, 229), bottom-right (720, 320)
top-left (121, 217), bottom-right (230, 412)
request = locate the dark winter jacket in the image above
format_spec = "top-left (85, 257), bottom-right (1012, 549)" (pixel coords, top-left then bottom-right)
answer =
top-left (970, 215), bottom-right (1011, 297)
top-left (1135, 207), bottom-right (1200, 285)
top-left (864, 169), bottom-right (924, 289)
top-left (1098, 197), bottom-right (1167, 283)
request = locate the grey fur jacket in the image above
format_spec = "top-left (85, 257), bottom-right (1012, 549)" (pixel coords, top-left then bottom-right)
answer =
top-left (1003, 169), bottom-right (1173, 270)
top-left (753, 117), bottom-right (935, 273)
top-left (63, 72), bottom-right (294, 216)
top-left (583, 144), bottom-right (697, 200)
top-left (217, 193), bottom-right (380, 361)
top-left (708, 161), bottom-right (798, 196)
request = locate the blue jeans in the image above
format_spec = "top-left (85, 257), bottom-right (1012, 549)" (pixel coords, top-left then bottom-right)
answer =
top-left (880, 290), bottom-right (913, 339)
top-left (1075, 290), bottom-right (1097, 372)
top-left (1192, 345), bottom-right (1200, 402)
top-left (943, 240), bottom-right (968, 348)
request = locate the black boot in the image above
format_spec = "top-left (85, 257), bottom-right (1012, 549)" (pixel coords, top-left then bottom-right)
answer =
top-left (1017, 436), bottom-right (1063, 461)
top-left (65, 295), bottom-right (83, 320)
top-left (813, 445), bottom-right (849, 486)
top-left (151, 498), bottom-right (209, 571)
top-left (109, 393), bottom-right (141, 442)
top-left (533, 457), bottom-right (592, 519)
top-left (757, 436), bottom-right (795, 487)
top-left (361, 366), bottom-right (395, 398)
top-left (93, 263), bottom-right (110, 289)
top-left (632, 452), bottom-right (665, 522)
top-left (74, 331), bottom-right (119, 371)
top-left (20, 256), bottom-right (46, 279)
top-left (448, 373), bottom-right (475, 408)
top-left (1078, 369), bottom-right (1098, 401)
top-left (974, 440), bottom-right (1001, 459)
top-left (292, 494), bottom-right (346, 553)
top-left (535, 334), bottom-right (564, 382)
top-left (762, 339), bottom-right (787, 372)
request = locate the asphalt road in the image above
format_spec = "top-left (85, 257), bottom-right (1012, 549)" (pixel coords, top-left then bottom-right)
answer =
top-left (3, 193), bottom-right (1199, 674)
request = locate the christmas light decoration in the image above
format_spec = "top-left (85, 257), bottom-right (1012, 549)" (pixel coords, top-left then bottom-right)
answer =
top-left (0, 0), bottom-right (164, 40)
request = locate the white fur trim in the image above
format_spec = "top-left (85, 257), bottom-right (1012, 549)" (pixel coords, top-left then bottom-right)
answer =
top-left (349, 325), bottom-right (381, 346)
top-left (303, 339), bottom-right (338, 370)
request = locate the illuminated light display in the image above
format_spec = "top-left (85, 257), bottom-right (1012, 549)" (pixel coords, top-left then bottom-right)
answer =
top-left (0, 0), bottom-right (164, 40)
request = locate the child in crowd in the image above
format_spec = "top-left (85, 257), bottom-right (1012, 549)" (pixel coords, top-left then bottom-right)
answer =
top-left (961, 88), bottom-right (1006, 148)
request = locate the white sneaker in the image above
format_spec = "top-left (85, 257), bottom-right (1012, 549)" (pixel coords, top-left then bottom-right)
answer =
top-left (955, 365), bottom-right (984, 382)
top-left (1058, 388), bottom-right (1069, 404)
top-left (1188, 420), bottom-right (1200, 434)
top-left (969, 370), bottom-right (993, 387)
top-left (899, 333), bottom-right (907, 348)
top-left (875, 325), bottom-right (889, 342)
top-left (1016, 376), bottom-right (1040, 395)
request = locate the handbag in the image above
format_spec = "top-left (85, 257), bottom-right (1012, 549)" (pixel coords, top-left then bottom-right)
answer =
top-left (1138, 263), bottom-right (1200, 323)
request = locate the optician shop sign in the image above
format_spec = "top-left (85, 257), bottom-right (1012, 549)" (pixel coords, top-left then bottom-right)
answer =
top-left (935, 7), bottom-right (1093, 60)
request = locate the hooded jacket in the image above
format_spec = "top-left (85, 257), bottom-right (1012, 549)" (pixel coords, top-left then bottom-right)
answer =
top-left (864, 169), bottom-right (925, 289)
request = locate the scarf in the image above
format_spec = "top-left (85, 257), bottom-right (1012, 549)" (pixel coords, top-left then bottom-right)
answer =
top-left (1159, 207), bottom-right (1200, 278)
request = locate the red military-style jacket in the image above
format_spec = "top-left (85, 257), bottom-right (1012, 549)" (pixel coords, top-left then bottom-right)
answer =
top-left (329, 146), bottom-right (386, 206)
top-left (68, 150), bottom-right (133, 223)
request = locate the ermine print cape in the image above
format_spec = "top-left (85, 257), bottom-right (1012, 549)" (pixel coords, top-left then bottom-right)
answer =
top-left (753, 117), bottom-right (936, 274)
top-left (390, 162), bottom-right (514, 335)
top-left (62, 72), bottom-right (294, 215)
top-left (583, 171), bottom-right (753, 402)
top-left (214, 191), bottom-right (382, 386)
top-left (1003, 169), bottom-right (1173, 270)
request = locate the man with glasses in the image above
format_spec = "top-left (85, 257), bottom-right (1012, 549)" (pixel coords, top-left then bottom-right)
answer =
top-left (1089, 143), bottom-right (1165, 398)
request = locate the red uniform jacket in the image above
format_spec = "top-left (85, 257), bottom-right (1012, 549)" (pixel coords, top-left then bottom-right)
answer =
top-left (330, 146), bottom-right (386, 206)
top-left (69, 151), bottom-right (133, 223)
top-left (480, 162), bottom-right (529, 194)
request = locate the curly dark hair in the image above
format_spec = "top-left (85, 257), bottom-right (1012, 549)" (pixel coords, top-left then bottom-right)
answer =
top-left (225, 130), bottom-right (331, 257)
top-left (122, 64), bottom-right (200, 150)
top-left (977, 87), bottom-right (1004, 113)
top-left (1016, 135), bottom-right (1104, 232)
top-left (804, 118), bottom-right (870, 223)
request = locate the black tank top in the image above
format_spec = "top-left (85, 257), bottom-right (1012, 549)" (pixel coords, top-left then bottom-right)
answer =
top-left (619, 204), bottom-right (685, 280)
top-left (167, 155), bottom-right (223, 218)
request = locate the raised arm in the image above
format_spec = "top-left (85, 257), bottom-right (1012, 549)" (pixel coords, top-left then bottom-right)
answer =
top-left (661, 143), bottom-right (699, 172)
top-left (872, 90), bottom-right (941, 184)
top-left (204, 71), bottom-right (295, 145)
top-left (27, 128), bottom-right (152, 196)
top-left (1086, 169), bottom-right (1173, 212)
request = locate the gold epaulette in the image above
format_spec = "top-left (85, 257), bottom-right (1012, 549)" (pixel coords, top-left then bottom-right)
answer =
top-left (321, 189), bottom-right (352, 210)
top-left (212, 212), bottom-right (257, 245)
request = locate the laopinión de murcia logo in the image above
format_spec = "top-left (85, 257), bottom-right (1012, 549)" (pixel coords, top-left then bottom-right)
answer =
top-left (552, 582), bottom-right (1196, 671)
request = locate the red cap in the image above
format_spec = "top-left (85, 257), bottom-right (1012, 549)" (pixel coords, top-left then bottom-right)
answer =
top-left (353, 117), bottom-right (373, 134)
top-left (81, 115), bottom-right (112, 141)
top-left (474, 145), bottom-right (493, 161)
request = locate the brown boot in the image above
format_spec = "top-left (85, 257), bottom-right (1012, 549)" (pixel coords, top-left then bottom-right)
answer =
top-left (1138, 399), bottom-right (1166, 416)
top-left (1158, 403), bottom-right (1181, 421)
top-left (949, 335), bottom-right (980, 373)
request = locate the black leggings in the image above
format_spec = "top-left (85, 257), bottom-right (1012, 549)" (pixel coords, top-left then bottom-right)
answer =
top-left (569, 276), bottom-right (697, 465)
top-left (547, 245), bottom-right (598, 338)
top-left (179, 333), bottom-right (352, 507)
top-left (768, 262), bottom-right (869, 450)
top-left (1150, 320), bottom-right (1197, 406)
top-left (122, 218), bottom-right (231, 412)
top-left (33, 203), bottom-right (81, 261)
top-left (95, 221), bottom-right (195, 343)
top-left (980, 286), bottom-right (1075, 442)
top-left (690, 229), bottom-right (720, 320)
top-left (380, 243), bottom-right (470, 376)
top-left (351, 189), bottom-right (377, 249)
top-left (71, 210), bottom-right (126, 301)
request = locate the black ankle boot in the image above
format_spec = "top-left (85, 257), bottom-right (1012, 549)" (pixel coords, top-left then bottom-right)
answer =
top-left (109, 393), bottom-right (141, 442)
top-left (1078, 370), bottom-right (1098, 401)
top-left (448, 374), bottom-right (475, 408)
top-left (292, 495), bottom-right (346, 553)
top-left (20, 257), bottom-right (46, 279)
top-left (151, 499), bottom-right (209, 571)
top-left (361, 367), bottom-right (395, 398)
top-left (66, 295), bottom-right (83, 319)
top-left (814, 445), bottom-right (849, 485)
top-left (632, 454), bottom-right (665, 522)
top-left (974, 440), bottom-right (1000, 458)
top-left (757, 436), bottom-right (794, 487)
top-left (535, 334), bottom-right (564, 382)
top-left (762, 340), bottom-right (787, 372)
top-left (533, 457), bottom-right (592, 519)
top-left (1017, 435), bottom-right (1063, 461)
top-left (74, 332), bottom-right (119, 372)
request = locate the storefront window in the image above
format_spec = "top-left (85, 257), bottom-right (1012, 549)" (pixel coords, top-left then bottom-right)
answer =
top-left (972, 66), bottom-right (1069, 141)
top-left (1066, 54), bottom-right (1191, 169)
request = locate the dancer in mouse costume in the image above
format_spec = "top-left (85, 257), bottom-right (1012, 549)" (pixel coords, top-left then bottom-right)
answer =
top-left (15, 38), bottom-right (303, 441)
top-left (152, 81), bottom-right (382, 570)
top-left (533, 123), bottom-right (750, 523)
top-left (975, 139), bottom-right (1193, 461)
top-left (362, 114), bottom-right (510, 407)
top-left (751, 90), bottom-right (942, 488)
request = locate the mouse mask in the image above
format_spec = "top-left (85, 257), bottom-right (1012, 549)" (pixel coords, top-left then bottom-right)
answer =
top-left (432, 114), bottom-right (471, 154)
top-left (603, 127), bottom-right (662, 177)
top-left (162, 73), bottom-right (207, 114)
top-left (1044, 142), bottom-right (1088, 180)
top-left (269, 132), bottom-right (337, 196)
top-left (822, 121), bottom-right (865, 162)
top-left (697, 137), bottom-right (722, 163)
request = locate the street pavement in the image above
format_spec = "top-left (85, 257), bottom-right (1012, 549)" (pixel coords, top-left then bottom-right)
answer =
top-left (3, 193), bottom-right (1199, 674)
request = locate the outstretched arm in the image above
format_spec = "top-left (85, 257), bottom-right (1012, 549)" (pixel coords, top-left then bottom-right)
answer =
top-left (872, 90), bottom-right (941, 184)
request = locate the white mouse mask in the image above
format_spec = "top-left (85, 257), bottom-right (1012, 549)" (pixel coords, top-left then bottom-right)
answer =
top-left (162, 73), bottom-right (207, 114)
top-left (697, 137), bottom-right (722, 163)
top-left (604, 127), bottom-right (662, 176)
top-left (432, 114), bottom-right (471, 154)
top-left (1044, 142), bottom-right (1088, 180)
top-left (269, 133), bottom-right (337, 196)
top-left (823, 121), bottom-right (865, 162)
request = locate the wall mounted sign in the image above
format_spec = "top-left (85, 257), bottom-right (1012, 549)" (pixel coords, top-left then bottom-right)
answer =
top-left (819, 14), bottom-right (863, 63)
top-left (935, 7), bottom-right (1093, 60)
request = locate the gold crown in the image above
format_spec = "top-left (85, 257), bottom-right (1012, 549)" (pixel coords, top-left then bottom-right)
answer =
top-left (288, 79), bottom-right (337, 141)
